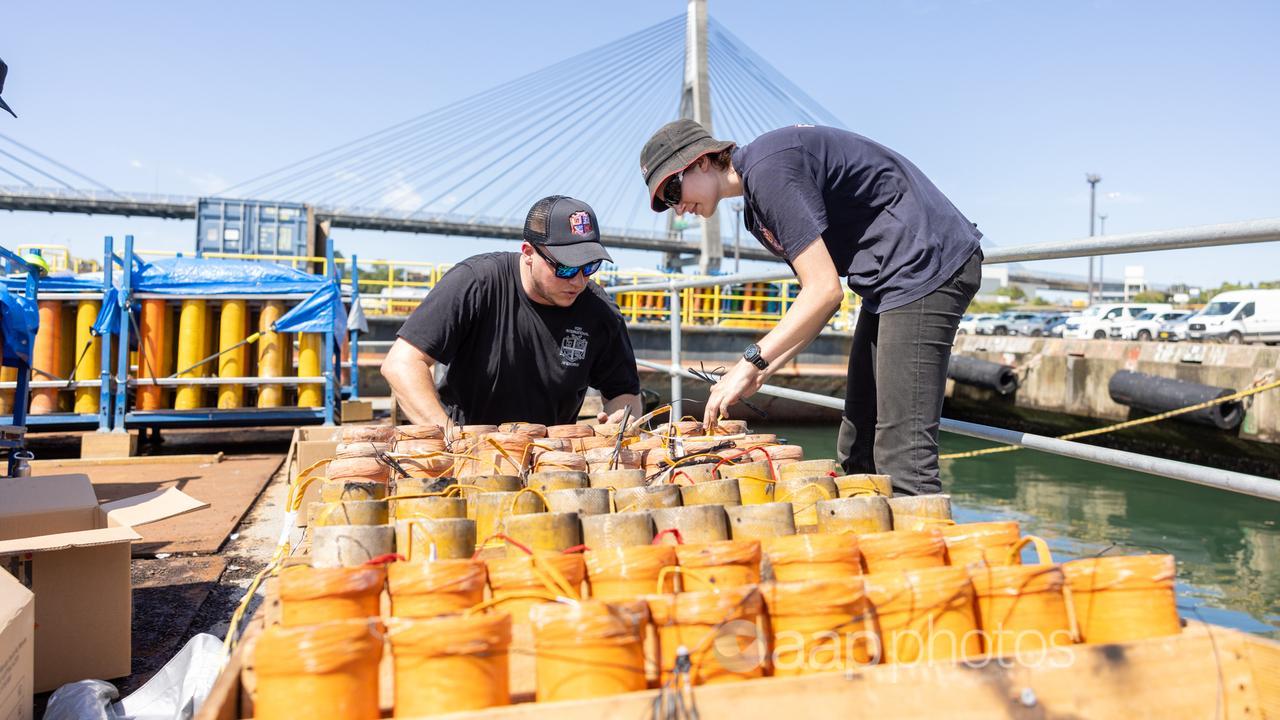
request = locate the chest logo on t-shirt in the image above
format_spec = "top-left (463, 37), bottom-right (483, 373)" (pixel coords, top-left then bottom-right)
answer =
top-left (560, 327), bottom-right (590, 366)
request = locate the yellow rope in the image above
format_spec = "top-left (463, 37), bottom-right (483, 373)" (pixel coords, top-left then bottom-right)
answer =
top-left (940, 377), bottom-right (1280, 460)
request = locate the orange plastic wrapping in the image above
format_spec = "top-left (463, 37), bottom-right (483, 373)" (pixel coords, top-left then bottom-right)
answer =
top-left (485, 551), bottom-right (586, 624)
top-left (547, 423), bottom-right (596, 439)
top-left (531, 450), bottom-right (589, 472)
top-left (387, 559), bottom-right (487, 618)
top-left (278, 566), bottom-right (385, 627)
top-left (498, 422), bottom-right (548, 437)
top-left (585, 545), bottom-right (678, 600)
top-left (459, 431), bottom-right (537, 476)
top-left (253, 619), bottom-right (384, 720)
top-left (864, 565), bottom-right (982, 664)
top-left (675, 540), bottom-right (762, 589)
top-left (326, 453), bottom-right (391, 483)
top-left (1063, 554), bottom-right (1180, 644)
top-left (763, 533), bottom-right (862, 584)
top-left (394, 424), bottom-right (447, 454)
top-left (969, 563), bottom-right (1074, 655)
top-left (646, 585), bottom-right (765, 685)
top-left (386, 612), bottom-right (511, 717)
top-left (397, 454), bottom-right (456, 479)
top-left (941, 521), bottom-right (1022, 567)
top-left (531, 600), bottom-right (649, 702)
top-left (762, 578), bottom-right (876, 676)
top-left (342, 424), bottom-right (396, 444)
top-left (858, 529), bottom-right (947, 574)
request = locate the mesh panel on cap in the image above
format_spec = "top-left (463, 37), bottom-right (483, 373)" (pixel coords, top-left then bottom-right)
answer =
top-left (524, 195), bottom-right (567, 244)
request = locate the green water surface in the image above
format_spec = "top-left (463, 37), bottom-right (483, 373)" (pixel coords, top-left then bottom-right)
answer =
top-left (755, 424), bottom-right (1280, 638)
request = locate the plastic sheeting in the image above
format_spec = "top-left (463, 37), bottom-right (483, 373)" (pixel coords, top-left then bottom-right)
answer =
top-left (131, 257), bottom-right (328, 295)
top-left (0, 283), bottom-right (38, 367)
top-left (273, 283), bottom-right (347, 336)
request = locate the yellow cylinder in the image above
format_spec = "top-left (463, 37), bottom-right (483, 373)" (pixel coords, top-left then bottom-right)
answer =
top-left (217, 299), bottom-right (248, 408)
top-left (0, 367), bottom-right (17, 415)
top-left (73, 300), bottom-right (101, 413)
top-left (387, 614), bottom-right (512, 717)
top-left (31, 300), bottom-right (62, 414)
top-left (137, 299), bottom-right (168, 410)
top-left (298, 332), bottom-right (323, 407)
top-left (257, 300), bottom-right (286, 408)
top-left (174, 299), bottom-right (207, 410)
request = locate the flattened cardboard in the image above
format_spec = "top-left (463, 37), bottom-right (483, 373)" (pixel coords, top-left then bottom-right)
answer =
top-left (102, 486), bottom-right (209, 528)
top-left (0, 475), bottom-right (207, 692)
top-left (289, 427), bottom-right (339, 527)
top-left (0, 570), bottom-right (34, 720)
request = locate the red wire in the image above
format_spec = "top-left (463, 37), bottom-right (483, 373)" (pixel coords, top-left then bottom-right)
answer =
top-left (652, 528), bottom-right (685, 545)
top-left (471, 533), bottom-right (533, 560)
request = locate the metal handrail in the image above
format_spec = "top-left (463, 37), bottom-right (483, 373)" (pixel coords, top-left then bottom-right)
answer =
top-left (636, 360), bottom-right (1280, 502)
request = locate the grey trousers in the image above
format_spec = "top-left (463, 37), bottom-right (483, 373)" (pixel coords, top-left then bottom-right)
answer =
top-left (837, 249), bottom-right (983, 495)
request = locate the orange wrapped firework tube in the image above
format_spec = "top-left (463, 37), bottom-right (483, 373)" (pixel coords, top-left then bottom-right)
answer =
top-left (1063, 554), bottom-right (1180, 644)
top-left (388, 559), bottom-right (487, 618)
top-left (646, 585), bottom-right (765, 685)
top-left (531, 600), bottom-right (648, 702)
top-left (585, 545), bottom-right (678, 600)
top-left (674, 539), bottom-right (761, 589)
top-left (498, 421), bottom-right (548, 437)
top-left (864, 565), bottom-right (982, 664)
top-left (277, 565), bottom-right (385, 626)
top-left (941, 521), bottom-right (1022, 568)
top-left (763, 533), bottom-right (861, 584)
top-left (253, 619), bottom-right (383, 720)
top-left (858, 529), bottom-right (947, 574)
top-left (762, 577), bottom-right (877, 676)
top-left (341, 424), bottom-right (396, 444)
top-left (485, 550), bottom-right (586, 625)
top-left (969, 563), bottom-right (1074, 655)
top-left (584, 446), bottom-right (642, 472)
top-left (394, 424), bottom-right (447, 454)
top-left (386, 612), bottom-right (512, 717)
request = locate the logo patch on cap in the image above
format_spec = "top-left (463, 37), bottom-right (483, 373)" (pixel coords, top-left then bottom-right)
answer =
top-left (568, 210), bottom-right (592, 236)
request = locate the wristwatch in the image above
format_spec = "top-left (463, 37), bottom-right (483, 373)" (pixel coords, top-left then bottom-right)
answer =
top-left (743, 343), bottom-right (769, 371)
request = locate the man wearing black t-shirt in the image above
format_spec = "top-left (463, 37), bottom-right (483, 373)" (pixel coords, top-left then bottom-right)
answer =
top-left (381, 196), bottom-right (642, 427)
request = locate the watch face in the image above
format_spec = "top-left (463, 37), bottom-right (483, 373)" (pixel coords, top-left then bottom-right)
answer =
top-left (744, 345), bottom-right (759, 360)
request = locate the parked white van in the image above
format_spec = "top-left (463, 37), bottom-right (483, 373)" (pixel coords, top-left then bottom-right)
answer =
top-left (1186, 290), bottom-right (1280, 344)
top-left (1063, 303), bottom-right (1173, 339)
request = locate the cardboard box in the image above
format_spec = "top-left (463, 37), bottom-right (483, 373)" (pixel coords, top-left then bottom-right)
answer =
top-left (287, 427), bottom-right (340, 527)
top-left (0, 570), bottom-right (34, 720)
top-left (0, 474), bottom-right (206, 692)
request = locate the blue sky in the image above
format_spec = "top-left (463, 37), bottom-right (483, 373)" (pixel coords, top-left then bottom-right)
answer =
top-left (1, 0), bottom-right (1278, 288)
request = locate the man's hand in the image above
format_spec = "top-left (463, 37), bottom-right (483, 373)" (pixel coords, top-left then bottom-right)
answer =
top-left (597, 406), bottom-right (628, 424)
top-left (597, 393), bottom-right (643, 425)
top-left (702, 359), bottom-right (765, 428)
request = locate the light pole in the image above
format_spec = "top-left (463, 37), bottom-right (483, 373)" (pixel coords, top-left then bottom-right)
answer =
top-left (1098, 212), bottom-right (1108, 301)
top-left (1086, 174), bottom-right (1101, 304)
top-left (731, 200), bottom-right (744, 273)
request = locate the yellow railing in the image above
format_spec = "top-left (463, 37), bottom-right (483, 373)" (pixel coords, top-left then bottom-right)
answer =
top-left (15, 243), bottom-right (99, 273)
top-left (22, 244), bottom-right (861, 330)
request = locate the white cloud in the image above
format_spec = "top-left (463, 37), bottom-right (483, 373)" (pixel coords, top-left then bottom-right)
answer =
top-left (130, 159), bottom-right (143, 168)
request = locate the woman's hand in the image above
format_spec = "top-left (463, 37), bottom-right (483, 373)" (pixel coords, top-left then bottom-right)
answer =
top-left (702, 359), bottom-right (765, 427)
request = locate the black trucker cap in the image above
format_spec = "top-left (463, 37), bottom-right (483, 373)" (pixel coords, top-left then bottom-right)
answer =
top-left (523, 195), bottom-right (612, 266)
top-left (0, 59), bottom-right (16, 118)
top-left (640, 118), bottom-right (734, 212)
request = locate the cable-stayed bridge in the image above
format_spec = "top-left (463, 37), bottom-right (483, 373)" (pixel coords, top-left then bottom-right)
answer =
top-left (0, 6), bottom-right (839, 267)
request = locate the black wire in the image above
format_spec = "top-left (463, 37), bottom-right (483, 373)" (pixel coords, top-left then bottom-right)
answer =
top-left (687, 361), bottom-right (768, 418)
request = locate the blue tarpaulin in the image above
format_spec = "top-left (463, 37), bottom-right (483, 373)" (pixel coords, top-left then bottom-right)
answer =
top-left (91, 288), bottom-right (122, 337)
top-left (131, 257), bottom-right (328, 295)
top-left (0, 284), bottom-right (39, 367)
top-left (273, 283), bottom-right (347, 335)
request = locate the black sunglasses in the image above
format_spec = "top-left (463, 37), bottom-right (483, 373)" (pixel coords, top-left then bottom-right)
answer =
top-left (660, 169), bottom-right (684, 209)
top-left (532, 244), bottom-right (602, 279)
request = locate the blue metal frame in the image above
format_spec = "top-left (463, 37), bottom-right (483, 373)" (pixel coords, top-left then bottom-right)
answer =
top-left (97, 235), bottom-right (116, 432)
top-left (113, 233), bottom-right (339, 429)
top-left (345, 252), bottom-right (361, 401)
top-left (0, 245), bottom-right (40, 474)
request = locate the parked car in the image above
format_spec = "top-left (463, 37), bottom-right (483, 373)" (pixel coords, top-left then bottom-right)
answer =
top-left (976, 312), bottom-right (1039, 336)
top-left (1062, 303), bottom-right (1173, 339)
top-left (1186, 290), bottom-right (1280, 344)
top-left (1112, 310), bottom-right (1191, 341)
top-left (1012, 313), bottom-right (1068, 337)
top-left (1158, 312), bottom-right (1197, 342)
top-left (957, 313), bottom-right (999, 335)
top-left (1048, 313), bottom-right (1076, 337)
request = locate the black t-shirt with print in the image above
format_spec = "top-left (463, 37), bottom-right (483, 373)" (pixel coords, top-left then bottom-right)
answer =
top-left (396, 252), bottom-right (640, 426)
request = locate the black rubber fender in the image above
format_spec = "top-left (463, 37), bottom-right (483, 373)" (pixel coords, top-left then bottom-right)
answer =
top-left (948, 355), bottom-right (1019, 395)
top-left (1107, 370), bottom-right (1243, 430)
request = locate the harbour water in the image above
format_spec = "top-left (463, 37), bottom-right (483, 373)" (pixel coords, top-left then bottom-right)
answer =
top-left (757, 424), bottom-right (1280, 639)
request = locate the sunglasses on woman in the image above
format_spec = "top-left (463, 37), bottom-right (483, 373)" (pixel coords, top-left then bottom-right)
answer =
top-left (533, 244), bottom-right (603, 279)
top-left (660, 169), bottom-right (684, 208)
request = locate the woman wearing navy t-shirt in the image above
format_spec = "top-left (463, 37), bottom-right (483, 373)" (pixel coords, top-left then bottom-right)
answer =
top-left (640, 120), bottom-right (983, 496)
